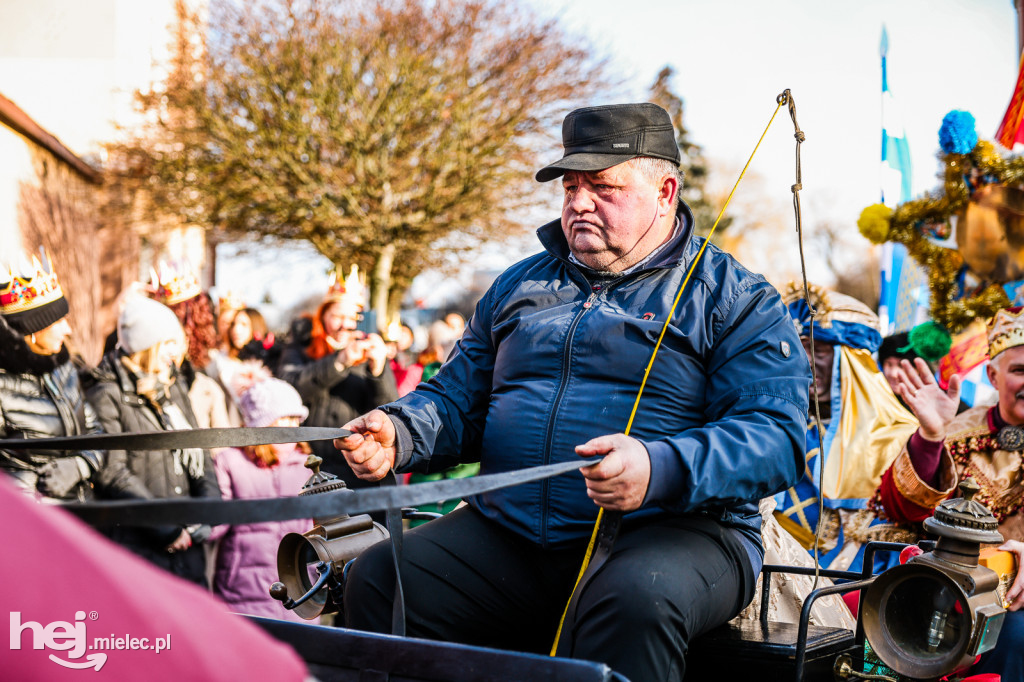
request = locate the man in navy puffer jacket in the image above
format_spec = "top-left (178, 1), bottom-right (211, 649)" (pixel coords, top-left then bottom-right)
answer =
top-left (336, 103), bottom-right (810, 681)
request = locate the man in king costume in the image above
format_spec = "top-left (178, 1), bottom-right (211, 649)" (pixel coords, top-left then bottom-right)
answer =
top-left (878, 305), bottom-right (1024, 677)
top-left (775, 283), bottom-right (919, 571)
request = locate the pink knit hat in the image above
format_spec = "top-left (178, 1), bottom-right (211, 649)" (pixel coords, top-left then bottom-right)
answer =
top-left (237, 377), bottom-right (309, 428)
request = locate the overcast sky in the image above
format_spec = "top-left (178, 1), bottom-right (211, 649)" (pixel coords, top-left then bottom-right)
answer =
top-left (538, 0), bottom-right (1019, 228)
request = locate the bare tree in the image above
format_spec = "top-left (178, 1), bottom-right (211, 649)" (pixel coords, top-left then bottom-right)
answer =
top-left (18, 149), bottom-right (110, 363)
top-left (647, 66), bottom-right (730, 237)
top-left (107, 0), bottom-right (608, 327)
top-left (811, 221), bottom-right (880, 309)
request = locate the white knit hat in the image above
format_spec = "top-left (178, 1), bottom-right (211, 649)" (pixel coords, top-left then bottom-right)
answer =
top-left (238, 378), bottom-right (309, 428)
top-left (117, 293), bottom-right (184, 355)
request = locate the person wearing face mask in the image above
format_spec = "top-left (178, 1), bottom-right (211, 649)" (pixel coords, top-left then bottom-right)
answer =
top-left (149, 264), bottom-right (232, 437)
top-left (84, 292), bottom-right (221, 587)
top-left (277, 267), bottom-right (397, 488)
top-left (0, 250), bottom-right (105, 502)
top-left (773, 283), bottom-right (918, 573)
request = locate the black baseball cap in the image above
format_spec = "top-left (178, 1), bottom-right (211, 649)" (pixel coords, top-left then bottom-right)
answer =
top-left (535, 103), bottom-right (681, 182)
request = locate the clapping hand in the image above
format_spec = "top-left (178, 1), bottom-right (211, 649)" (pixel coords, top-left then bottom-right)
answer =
top-left (892, 357), bottom-right (961, 442)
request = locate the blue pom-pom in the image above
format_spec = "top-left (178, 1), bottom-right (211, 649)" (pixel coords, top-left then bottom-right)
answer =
top-left (939, 110), bottom-right (978, 155)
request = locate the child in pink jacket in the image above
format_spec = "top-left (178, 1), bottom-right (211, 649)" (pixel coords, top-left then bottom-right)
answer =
top-left (211, 372), bottom-right (312, 620)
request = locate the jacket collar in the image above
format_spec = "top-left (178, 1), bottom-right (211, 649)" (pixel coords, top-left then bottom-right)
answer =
top-left (0, 315), bottom-right (71, 375)
top-left (536, 200), bottom-right (696, 273)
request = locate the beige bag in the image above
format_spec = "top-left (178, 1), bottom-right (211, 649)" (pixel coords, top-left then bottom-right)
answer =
top-left (732, 498), bottom-right (856, 630)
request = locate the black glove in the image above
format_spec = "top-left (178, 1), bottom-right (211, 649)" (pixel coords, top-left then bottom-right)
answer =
top-left (37, 457), bottom-right (88, 498)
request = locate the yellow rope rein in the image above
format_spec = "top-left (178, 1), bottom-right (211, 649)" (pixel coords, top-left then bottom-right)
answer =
top-left (550, 93), bottom-right (790, 656)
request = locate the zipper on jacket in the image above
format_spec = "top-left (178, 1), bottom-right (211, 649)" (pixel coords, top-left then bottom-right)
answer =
top-left (42, 373), bottom-right (75, 437)
top-left (540, 289), bottom-right (598, 546)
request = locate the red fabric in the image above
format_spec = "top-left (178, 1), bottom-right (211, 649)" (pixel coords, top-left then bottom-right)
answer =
top-left (907, 430), bottom-right (944, 487)
top-left (2, 476), bottom-right (307, 681)
top-left (899, 545), bottom-right (923, 564)
top-left (876, 465), bottom-right (936, 525)
top-left (841, 590), bottom-right (860, 619)
top-left (391, 359), bottom-right (424, 397)
top-left (997, 53), bottom-right (1024, 150)
top-left (960, 674), bottom-right (1000, 681)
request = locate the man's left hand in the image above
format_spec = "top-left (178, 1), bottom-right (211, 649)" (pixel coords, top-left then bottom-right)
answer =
top-left (577, 434), bottom-right (651, 512)
top-left (1000, 540), bottom-right (1024, 611)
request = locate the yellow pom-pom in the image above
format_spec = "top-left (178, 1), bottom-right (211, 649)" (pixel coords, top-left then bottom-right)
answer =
top-left (857, 203), bottom-right (893, 244)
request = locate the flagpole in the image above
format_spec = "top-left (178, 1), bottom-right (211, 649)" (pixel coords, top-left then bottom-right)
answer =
top-left (880, 25), bottom-right (888, 205)
top-left (1016, 0), bottom-right (1024, 59)
top-left (877, 24), bottom-right (919, 335)
top-left (878, 25), bottom-right (893, 333)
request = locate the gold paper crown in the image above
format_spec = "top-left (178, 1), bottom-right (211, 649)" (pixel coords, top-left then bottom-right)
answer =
top-left (324, 264), bottom-right (366, 309)
top-left (150, 261), bottom-right (202, 306)
top-left (0, 250), bottom-right (65, 317)
top-left (987, 306), bottom-right (1024, 359)
top-left (218, 290), bottom-right (245, 314)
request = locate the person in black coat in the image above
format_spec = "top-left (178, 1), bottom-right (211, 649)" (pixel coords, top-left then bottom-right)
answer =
top-left (0, 251), bottom-right (104, 502)
top-left (84, 292), bottom-right (220, 587)
top-left (277, 275), bottom-right (397, 488)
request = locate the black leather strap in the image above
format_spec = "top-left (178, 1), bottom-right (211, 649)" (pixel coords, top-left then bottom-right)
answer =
top-left (0, 426), bottom-right (352, 452)
top-left (382, 470), bottom-right (406, 637)
top-left (6, 429), bottom-right (605, 640)
top-left (555, 511), bottom-right (622, 656)
top-left (55, 457), bottom-right (599, 527)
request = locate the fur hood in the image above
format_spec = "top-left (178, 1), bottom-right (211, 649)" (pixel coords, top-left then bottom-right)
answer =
top-left (0, 315), bottom-right (69, 376)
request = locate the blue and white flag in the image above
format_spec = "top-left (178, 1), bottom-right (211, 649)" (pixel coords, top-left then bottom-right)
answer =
top-left (877, 25), bottom-right (927, 335)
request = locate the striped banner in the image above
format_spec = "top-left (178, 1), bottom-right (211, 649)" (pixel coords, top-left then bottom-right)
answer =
top-left (877, 25), bottom-right (927, 335)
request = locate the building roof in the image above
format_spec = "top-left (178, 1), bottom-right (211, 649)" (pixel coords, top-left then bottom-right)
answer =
top-left (0, 91), bottom-right (102, 184)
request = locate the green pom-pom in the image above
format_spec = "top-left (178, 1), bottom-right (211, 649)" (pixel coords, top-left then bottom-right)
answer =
top-left (905, 321), bottom-right (952, 362)
top-left (857, 203), bottom-right (893, 244)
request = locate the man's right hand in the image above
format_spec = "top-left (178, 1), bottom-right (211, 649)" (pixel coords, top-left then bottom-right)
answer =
top-left (893, 357), bottom-right (961, 442)
top-left (334, 410), bottom-right (397, 481)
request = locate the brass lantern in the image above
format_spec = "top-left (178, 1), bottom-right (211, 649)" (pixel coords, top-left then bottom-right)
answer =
top-left (270, 455), bottom-right (389, 620)
top-left (861, 479), bottom-right (1007, 680)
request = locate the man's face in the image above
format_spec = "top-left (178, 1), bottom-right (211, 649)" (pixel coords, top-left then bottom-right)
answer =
top-left (988, 345), bottom-right (1024, 426)
top-left (801, 335), bottom-right (835, 418)
top-left (881, 356), bottom-right (903, 394)
top-left (560, 161), bottom-right (676, 272)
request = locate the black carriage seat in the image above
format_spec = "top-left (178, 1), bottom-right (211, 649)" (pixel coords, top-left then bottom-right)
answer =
top-left (247, 616), bottom-right (624, 682)
top-left (687, 619), bottom-right (857, 682)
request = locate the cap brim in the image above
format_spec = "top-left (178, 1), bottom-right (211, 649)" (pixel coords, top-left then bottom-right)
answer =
top-left (535, 152), bottom-right (638, 182)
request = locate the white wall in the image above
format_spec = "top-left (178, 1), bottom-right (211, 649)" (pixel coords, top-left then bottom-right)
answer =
top-left (0, 0), bottom-right (184, 160)
top-left (0, 127), bottom-right (35, 255)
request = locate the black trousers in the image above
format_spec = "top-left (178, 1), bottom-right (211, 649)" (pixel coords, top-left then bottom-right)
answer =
top-left (344, 506), bottom-right (756, 682)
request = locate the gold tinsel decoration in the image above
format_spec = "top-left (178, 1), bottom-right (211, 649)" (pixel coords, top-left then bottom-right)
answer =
top-left (858, 143), bottom-right (1024, 333)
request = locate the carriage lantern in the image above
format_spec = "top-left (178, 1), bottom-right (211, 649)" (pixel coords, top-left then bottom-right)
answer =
top-left (269, 455), bottom-right (389, 620)
top-left (861, 479), bottom-right (1007, 679)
